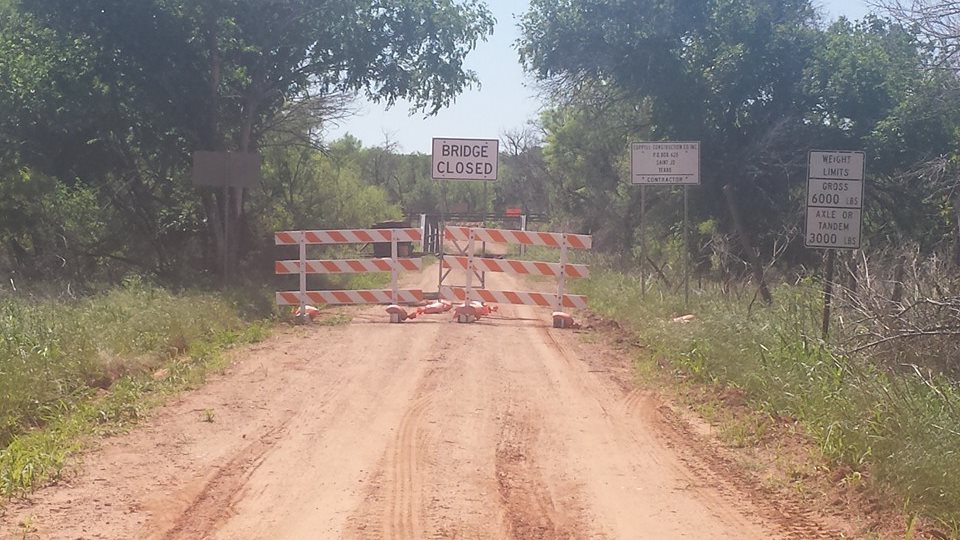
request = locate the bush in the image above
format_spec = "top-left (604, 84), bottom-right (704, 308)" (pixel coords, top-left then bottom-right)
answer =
top-left (0, 281), bottom-right (250, 450)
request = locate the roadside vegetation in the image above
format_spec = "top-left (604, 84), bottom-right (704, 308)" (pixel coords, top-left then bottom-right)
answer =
top-left (575, 254), bottom-right (960, 532)
top-left (0, 282), bottom-right (271, 498)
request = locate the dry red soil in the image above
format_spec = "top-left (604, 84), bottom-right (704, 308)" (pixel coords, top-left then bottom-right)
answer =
top-left (1, 268), bottom-right (847, 539)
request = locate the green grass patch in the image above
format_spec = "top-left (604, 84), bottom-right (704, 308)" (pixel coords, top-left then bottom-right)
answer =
top-left (0, 280), bottom-right (269, 498)
top-left (574, 269), bottom-right (960, 530)
top-left (287, 269), bottom-right (392, 294)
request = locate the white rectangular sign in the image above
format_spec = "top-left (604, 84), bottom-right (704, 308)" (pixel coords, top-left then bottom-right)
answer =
top-left (808, 151), bottom-right (865, 181)
top-left (631, 141), bottom-right (700, 185)
top-left (805, 150), bottom-right (865, 249)
top-left (805, 208), bottom-right (862, 249)
top-left (432, 138), bottom-right (498, 181)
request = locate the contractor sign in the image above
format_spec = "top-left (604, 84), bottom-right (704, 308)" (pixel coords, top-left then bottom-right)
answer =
top-left (631, 141), bottom-right (701, 185)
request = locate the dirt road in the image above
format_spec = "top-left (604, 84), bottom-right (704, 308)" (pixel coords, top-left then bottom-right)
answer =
top-left (2, 267), bottom-right (826, 539)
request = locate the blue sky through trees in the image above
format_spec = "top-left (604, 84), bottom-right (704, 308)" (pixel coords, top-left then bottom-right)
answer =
top-left (329, 0), bottom-right (872, 153)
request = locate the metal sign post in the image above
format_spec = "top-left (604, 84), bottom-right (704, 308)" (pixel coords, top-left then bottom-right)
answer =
top-left (482, 178), bottom-right (488, 288)
top-left (822, 249), bottom-right (836, 338)
top-left (640, 186), bottom-right (646, 298)
top-left (557, 235), bottom-right (569, 311)
top-left (223, 188), bottom-right (230, 281)
top-left (683, 186), bottom-right (690, 307)
top-left (520, 214), bottom-right (528, 257)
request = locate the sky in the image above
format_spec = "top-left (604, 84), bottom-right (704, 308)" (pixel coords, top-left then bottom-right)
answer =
top-left (327, 0), bottom-right (873, 154)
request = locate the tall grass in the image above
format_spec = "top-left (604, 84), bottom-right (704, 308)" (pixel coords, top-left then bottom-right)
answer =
top-left (575, 269), bottom-right (960, 528)
top-left (0, 280), bottom-right (269, 496)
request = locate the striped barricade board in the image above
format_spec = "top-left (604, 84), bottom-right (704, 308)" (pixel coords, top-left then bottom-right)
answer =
top-left (440, 286), bottom-right (588, 310)
top-left (276, 227), bottom-right (426, 322)
top-left (438, 225), bottom-right (592, 325)
top-left (277, 289), bottom-right (423, 306)
top-left (441, 256), bottom-right (589, 279)
top-left (276, 228), bottom-right (422, 246)
top-left (276, 258), bottom-right (423, 275)
top-left (444, 227), bottom-right (591, 250)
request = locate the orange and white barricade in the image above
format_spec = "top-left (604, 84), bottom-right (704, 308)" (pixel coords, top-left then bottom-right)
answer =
top-left (275, 228), bottom-right (423, 323)
top-left (440, 226), bottom-right (591, 326)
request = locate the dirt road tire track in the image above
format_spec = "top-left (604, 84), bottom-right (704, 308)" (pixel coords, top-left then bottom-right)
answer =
top-left (1, 264), bottom-right (840, 539)
top-left (386, 395), bottom-right (429, 540)
top-left (159, 419), bottom-right (293, 540)
top-left (495, 410), bottom-right (585, 540)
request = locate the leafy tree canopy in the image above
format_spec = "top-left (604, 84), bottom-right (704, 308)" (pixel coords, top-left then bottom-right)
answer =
top-left (519, 0), bottom-right (960, 264)
top-left (0, 0), bottom-right (494, 280)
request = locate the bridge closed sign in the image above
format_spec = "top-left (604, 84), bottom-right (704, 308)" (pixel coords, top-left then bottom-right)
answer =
top-left (805, 150), bottom-right (865, 249)
top-left (432, 138), bottom-right (499, 181)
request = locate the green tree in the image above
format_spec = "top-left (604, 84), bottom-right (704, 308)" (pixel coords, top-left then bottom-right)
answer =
top-left (497, 128), bottom-right (551, 215)
top-left (539, 93), bottom-right (651, 257)
top-left (2, 0), bottom-right (494, 279)
top-left (519, 0), bottom-right (820, 266)
top-left (519, 1), bottom-right (960, 273)
top-left (803, 16), bottom-right (960, 252)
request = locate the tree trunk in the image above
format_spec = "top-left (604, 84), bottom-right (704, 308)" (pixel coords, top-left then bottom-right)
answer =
top-left (891, 254), bottom-right (907, 307)
top-left (646, 255), bottom-right (673, 288)
top-left (202, 6), bottom-right (227, 279)
top-left (8, 238), bottom-right (28, 268)
top-left (200, 6), bottom-right (248, 281)
top-left (845, 250), bottom-right (860, 298)
top-left (621, 188), bottom-right (642, 270)
top-left (953, 191), bottom-right (960, 270)
top-left (723, 184), bottom-right (773, 306)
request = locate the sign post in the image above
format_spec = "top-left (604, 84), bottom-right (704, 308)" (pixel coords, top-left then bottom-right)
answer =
top-left (805, 150), bottom-right (865, 338)
top-left (640, 186), bottom-right (646, 297)
top-left (631, 142), bottom-right (701, 306)
top-left (683, 186), bottom-right (690, 306)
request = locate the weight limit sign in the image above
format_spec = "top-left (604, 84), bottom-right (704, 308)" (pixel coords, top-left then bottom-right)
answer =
top-left (805, 150), bottom-right (865, 250)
